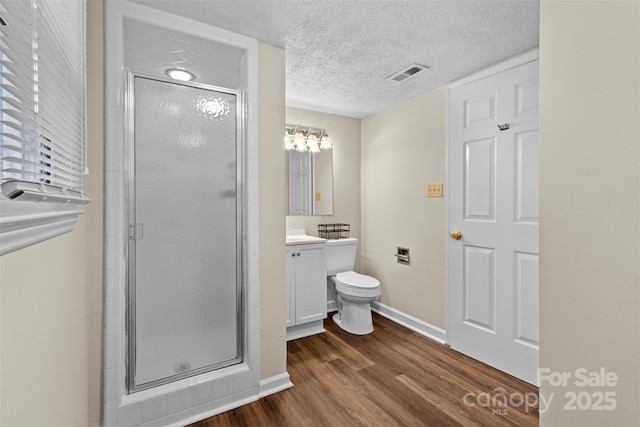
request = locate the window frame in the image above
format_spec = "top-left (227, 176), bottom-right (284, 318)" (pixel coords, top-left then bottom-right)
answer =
top-left (0, 198), bottom-right (84, 254)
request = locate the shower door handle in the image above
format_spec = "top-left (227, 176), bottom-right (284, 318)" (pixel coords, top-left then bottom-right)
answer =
top-left (129, 223), bottom-right (144, 240)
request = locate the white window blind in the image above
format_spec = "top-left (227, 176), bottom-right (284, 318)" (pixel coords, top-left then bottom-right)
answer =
top-left (0, 0), bottom-right (89, 255)
top-left (0, 0), bottom-right (89, 203)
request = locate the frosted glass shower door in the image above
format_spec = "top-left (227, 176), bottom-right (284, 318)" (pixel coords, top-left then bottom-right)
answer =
top-left (128, 76), bottom-right (242, 391)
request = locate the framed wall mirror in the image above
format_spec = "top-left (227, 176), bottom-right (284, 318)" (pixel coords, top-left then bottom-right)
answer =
top-left (285, 125), bottom-right (333, 216)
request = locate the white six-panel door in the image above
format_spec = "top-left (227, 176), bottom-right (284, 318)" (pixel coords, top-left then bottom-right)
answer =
top-left (448, 57), bottom-right (539, 385)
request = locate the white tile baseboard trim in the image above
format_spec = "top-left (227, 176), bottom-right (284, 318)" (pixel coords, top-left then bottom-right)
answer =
top-left (259, 372), bottom-right (293, 398)
top-left (168, 373), bottom-right (293, 426)
top-left (371, 301), bottom-right (447, 344)
top-left (169, 390), bottom-right (259, 427)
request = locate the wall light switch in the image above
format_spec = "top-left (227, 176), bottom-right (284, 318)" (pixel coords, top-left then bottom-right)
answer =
top-left (427, 183), bottom-right (443, 198)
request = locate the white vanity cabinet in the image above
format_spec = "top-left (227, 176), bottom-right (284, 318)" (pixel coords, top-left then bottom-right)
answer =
top-left (285, 242), bottom-right (327, 340)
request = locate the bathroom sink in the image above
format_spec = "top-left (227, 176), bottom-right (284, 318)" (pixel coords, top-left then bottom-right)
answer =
top-left (285, 234), bottom-right (328, 245)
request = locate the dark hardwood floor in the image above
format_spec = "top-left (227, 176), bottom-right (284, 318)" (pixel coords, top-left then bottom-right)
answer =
top-left (191, 313), bottom-right (539, 426)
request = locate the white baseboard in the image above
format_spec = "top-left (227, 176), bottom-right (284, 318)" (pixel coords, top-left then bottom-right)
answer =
top-left (327, 299), bottom-right (337, 312)
top-left (371, 301), bottom-right (447, 344)
top-left (286, 320), bottom-right (325, 341)
top-left (259, 372), bottom-right (293, 398)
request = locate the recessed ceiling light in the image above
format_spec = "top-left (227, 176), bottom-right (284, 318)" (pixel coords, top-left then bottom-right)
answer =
top-left (165, 68), bottom-right (195, 82)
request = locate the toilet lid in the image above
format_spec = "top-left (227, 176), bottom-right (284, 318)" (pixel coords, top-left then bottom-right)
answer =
top-left (336, 271), bottom-right (380, 289)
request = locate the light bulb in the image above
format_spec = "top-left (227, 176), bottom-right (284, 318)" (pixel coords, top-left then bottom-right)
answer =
top-left (293, 131), bottom-right (305, 150)
top-left (295, 140), bottom-right (308, 152)
top-left (320, 135), bottom-right (332, 150)
top-left (284, 136), bottom-right (295, 151)
top-left (165, 68), bottom-right (195, 81)
top-left (307, 134), bottom-right (319, 153)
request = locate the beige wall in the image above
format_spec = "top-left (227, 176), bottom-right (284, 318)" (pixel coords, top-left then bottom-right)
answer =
top-left (85, 0), bottom-right (104, 422)
top-left (539, 1), bottom-right (640, 425)
top-left (1, 235), bottom-right (90, 426)
top-left (360, 88), bottom-right (446, 329)
top-left (0, 1), bottom-right (104, 425)
top-left (259, 43), bottom-right (288, 380)
top-left (285, 108), bottom-right (362, 268)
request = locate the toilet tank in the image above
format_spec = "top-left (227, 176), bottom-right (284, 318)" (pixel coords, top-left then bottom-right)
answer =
top-left (325, 238), bottom-right (357, 276)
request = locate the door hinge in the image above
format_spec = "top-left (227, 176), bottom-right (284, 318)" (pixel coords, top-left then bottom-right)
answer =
top-left (129, 223), bottom-right (144, 240)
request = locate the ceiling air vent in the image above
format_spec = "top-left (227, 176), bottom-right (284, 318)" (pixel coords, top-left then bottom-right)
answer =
top-left (387, 63), bottom-right (429, 83)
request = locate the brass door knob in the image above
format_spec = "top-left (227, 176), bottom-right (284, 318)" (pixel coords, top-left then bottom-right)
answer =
top-left (450, 231), bottom-right (462, 240)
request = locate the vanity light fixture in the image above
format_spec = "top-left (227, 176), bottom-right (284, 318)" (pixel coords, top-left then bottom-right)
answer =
top-left (165, 68), bottom-right (196, 82)
top-left (284, 125), bottom-right (332, 152)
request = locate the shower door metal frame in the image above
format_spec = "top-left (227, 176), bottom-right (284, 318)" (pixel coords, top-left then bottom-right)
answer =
top-left (125, 71), bottom-right (245, 393)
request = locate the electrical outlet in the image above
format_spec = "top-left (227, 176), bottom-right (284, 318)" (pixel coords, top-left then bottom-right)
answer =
top-left (427, 183), bottom-right (443, 198)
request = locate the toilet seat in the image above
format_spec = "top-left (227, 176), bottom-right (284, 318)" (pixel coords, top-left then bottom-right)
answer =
top-left (336, 271), bottom-right (380, 288)
top-left (334, 271), bottom-right (381, 298)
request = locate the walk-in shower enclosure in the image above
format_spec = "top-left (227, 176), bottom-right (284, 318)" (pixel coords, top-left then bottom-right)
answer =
top-left (103, 2), bottom-right (260, 425)
top-left (127, 74), bottom-right (243, 392)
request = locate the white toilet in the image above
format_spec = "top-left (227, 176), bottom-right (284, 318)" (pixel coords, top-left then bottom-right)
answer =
top-left (326, 238), bottom-right (381, 335)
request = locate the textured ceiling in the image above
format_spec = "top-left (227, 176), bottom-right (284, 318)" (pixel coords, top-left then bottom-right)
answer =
top-left (130, 0), bottom-right (539, 118)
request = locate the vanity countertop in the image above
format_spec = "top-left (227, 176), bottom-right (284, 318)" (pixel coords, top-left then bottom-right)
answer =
top-left (286, 228), bottom-right (327, 245)
top-left (285, 234), bottom-right (328, 246)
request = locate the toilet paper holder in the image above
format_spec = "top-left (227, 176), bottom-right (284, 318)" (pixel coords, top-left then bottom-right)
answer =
top-left (396, 247), bottom-right (410, 265)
